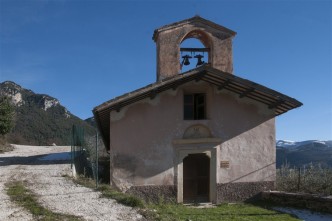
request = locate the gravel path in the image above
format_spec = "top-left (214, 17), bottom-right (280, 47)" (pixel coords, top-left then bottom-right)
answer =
top-left (0, 145), bottom-right (144, 221)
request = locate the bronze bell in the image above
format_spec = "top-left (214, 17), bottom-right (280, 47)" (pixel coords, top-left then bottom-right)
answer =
top-left (194, 54), bottom-right (204, 67)
top-left (182, 55), bottom-right (192, 66)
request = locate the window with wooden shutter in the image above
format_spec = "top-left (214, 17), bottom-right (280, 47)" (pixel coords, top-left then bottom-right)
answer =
top-left (184, 93), bottom-right (206, 120)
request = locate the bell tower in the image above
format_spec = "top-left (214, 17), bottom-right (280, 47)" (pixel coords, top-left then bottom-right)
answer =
top-left (153, 16), bottom-right (237, 81)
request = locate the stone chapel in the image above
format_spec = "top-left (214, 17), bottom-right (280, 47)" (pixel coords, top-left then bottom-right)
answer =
top-left (93, 16), bottom-right (302, 203)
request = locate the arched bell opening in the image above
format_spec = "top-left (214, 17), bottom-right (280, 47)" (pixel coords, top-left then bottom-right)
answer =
top-left (183, 153), bottom-right (210, 203)
top-left (179, 30), bottom-right (212, 73)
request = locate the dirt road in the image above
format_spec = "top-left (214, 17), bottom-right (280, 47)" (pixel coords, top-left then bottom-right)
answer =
top-left (0, 145), bottom-right (144, 221)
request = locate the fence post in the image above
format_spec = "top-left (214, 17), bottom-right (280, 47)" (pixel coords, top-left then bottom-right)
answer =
top-left (297, 167), bottom-right (301, 192)
top-left (71, 125), bottom-right (74, 170)
top-left (96, 131), bottom-right (99, 189)
top-left (70, 144), bottom-right (72, 169)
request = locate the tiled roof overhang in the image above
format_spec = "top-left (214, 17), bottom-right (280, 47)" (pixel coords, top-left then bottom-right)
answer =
top-left (93, 65), bottom-right (302, 150)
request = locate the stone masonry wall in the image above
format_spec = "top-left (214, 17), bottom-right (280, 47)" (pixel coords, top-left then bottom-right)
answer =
top-left (260, 191), bottom-right (332, 213)
top-left (217, 181), bottom-right (275, 203)
top-left (156, 23), bottom-right (234, 81)
top-left (126, 185), bottom-right (177, 203)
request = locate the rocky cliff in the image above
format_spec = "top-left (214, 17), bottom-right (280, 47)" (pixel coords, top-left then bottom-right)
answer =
top-left (0, 81), bottom-right (95, 145)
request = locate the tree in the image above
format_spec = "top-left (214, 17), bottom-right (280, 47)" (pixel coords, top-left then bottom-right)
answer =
top-left (0, 96), bottom-right (14, 135)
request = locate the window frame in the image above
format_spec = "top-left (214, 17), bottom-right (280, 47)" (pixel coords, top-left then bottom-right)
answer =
top-left (183, 93), bottom-right (206, 120)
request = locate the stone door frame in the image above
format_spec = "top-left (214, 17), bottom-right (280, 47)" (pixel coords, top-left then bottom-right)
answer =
top-left (174, 140), bottom-right (219, 203)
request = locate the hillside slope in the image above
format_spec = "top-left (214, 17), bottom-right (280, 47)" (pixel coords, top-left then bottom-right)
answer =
top-left (276, 140), bottom-right (332, 168)
top-left (0, 81), bottom-right (95, 145)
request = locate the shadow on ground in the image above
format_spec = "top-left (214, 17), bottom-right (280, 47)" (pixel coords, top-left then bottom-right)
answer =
top-left (0, 152), bottom-right (71, 166)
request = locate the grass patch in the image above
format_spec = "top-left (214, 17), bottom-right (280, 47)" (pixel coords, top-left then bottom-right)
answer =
top-left (73, 176), bottom-right (144, 208)
top-left (72, 175), bottom-right (96, 189)
top-left (146, 203), bottom-right (300, 221)
top-left (6, 181), bottom-right (83, 221)
top-left (97, 183), bottom-right (144, 207)
top-left (73, 176), bottom-right (299, 221)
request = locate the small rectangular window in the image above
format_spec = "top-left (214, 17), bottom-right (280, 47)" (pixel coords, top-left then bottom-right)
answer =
top-left (184, 93), bottom-right (206, 120)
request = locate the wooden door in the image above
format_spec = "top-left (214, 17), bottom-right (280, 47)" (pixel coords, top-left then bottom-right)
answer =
top-left (183, 153), bottom-right (210, 203)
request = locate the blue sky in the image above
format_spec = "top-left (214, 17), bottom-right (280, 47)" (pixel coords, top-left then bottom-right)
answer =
top-left (0, 0), bottom-right (331, 141)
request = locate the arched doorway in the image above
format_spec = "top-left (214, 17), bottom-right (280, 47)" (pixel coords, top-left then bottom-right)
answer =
top-left (183, 153), bottom-right (210, 203)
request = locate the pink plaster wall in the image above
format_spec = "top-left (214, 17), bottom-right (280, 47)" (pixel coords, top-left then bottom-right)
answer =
top-left (109, 81), bottom-right (275, 191)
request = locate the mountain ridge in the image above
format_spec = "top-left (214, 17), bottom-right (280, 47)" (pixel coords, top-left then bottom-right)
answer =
top-left (0, 81), bottom-right (95, 145)
top-left (276, 139), bottom-right (332, 168)
top-left (277, 139), bottom-right (332, 149)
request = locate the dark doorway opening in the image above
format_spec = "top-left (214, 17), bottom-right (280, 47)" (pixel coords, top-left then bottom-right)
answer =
top-left (183, 153), bottom-right (210, 203)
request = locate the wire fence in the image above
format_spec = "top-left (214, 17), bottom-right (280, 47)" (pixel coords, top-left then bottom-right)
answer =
top-left (276, 163), bottom-right (332, 195)
top-left (71, 125), bottom-right (99, 188)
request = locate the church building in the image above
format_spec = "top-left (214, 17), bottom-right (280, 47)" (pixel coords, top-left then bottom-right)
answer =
top-left (93, 16), bottom-right (302, 203)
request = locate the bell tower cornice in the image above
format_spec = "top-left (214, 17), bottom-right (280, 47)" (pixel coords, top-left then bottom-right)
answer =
top-left (153, 16), bottom-right (236, 42)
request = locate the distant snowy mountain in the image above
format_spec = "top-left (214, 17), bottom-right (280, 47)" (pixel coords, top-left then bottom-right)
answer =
top-left (276, 140), bottom-right (332, 168)
top-left (276, 140), bottom-right (298, 148)
top-left (277, 140), bottom-right (332, 149)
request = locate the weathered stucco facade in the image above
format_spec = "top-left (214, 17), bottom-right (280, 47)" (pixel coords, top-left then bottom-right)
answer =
top-left (93, 16), bottom-right (302, 203)
top-left (108, 81), bottom-right (275, 203)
